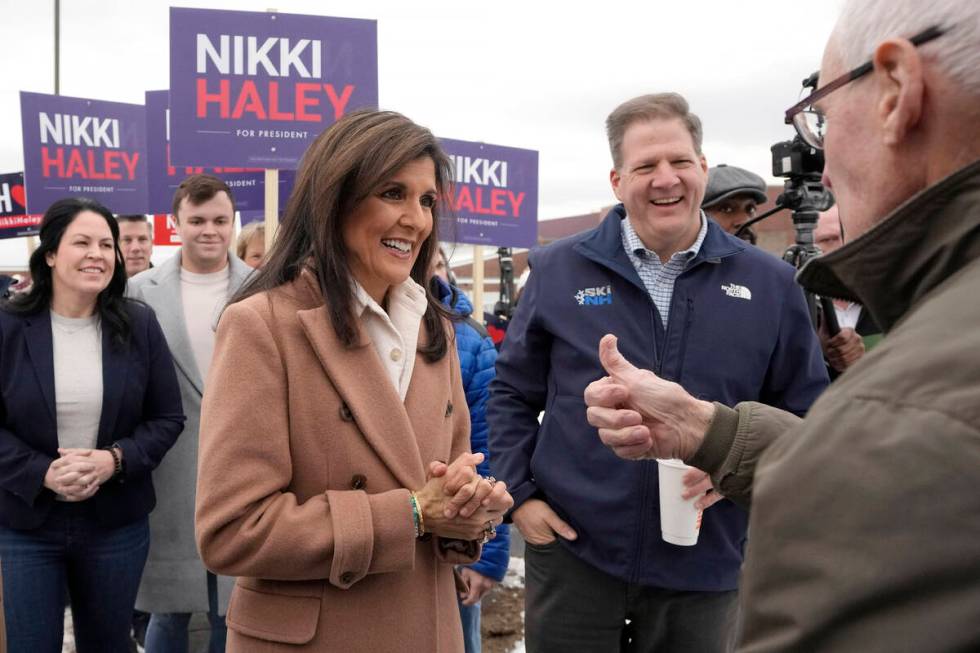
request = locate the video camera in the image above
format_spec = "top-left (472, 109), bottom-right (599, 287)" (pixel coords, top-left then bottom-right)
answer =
top-left (771, 137), bottom-right (825, 179)
top-left (733, 73), bottom-right (837, 332)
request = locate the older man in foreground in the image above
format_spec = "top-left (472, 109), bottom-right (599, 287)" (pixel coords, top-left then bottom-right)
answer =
top-left (585, 0), bottom-right (980, 650)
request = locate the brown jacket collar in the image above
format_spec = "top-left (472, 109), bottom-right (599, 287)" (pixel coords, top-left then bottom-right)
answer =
top-left (798, 158), bottom-right (980, 333)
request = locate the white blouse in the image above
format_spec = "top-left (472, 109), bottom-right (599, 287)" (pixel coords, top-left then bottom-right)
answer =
top-left (353, 278), bottom-right (429, 401)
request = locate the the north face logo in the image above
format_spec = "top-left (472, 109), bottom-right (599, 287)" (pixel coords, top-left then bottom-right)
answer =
top-left (721, 283), bottom-right (752, 300)
top-left (574, 285), bottom-right (613, 305)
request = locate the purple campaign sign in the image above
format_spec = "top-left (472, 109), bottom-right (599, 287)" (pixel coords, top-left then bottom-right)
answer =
top-left (169, 7), bottom-right (378, 168)
top-left (20, 92), bottom-right (148, 214)
top-left (146, 90), bottom-right (270, 214)
top-left (439, 139), bottom-right (538, 249)
top-left (237, 171), bottom-right (298, 225)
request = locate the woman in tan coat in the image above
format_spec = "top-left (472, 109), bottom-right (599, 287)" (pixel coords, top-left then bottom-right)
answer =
top-left (195, 110), bottom-right (513, 652)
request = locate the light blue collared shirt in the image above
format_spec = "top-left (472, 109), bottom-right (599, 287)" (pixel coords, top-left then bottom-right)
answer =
top-left (620, 213), bottom-right (708, 326)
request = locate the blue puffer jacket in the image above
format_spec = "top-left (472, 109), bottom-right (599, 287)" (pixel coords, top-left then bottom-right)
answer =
top-left (435, 279), bottom-right (511, 582)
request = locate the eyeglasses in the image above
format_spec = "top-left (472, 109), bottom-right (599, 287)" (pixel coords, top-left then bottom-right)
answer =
top-left (784, 25), bottom-right (947, 149)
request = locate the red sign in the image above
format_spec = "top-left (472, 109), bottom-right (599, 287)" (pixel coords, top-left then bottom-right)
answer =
top-left (153, 214), bottom-right (182, 246)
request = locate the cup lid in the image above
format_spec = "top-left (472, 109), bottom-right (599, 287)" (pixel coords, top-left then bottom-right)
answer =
top-left (656, 458), bottom-right (691, 469)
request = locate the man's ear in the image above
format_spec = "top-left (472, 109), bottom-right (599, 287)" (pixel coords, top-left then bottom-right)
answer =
top-left (873, 38), bottom-right (924, 146)
top-left (610, 168), bottom-right (623, 201)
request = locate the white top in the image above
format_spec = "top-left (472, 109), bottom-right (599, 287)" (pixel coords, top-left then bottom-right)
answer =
top-left (353, 278), bottom-right (428, 401)
top-left (51, 311), bottom-right (103, 451)
top-left (181, 265), bottom-right (230, 382)
top-left (834, 302), bottom-right (863, 330)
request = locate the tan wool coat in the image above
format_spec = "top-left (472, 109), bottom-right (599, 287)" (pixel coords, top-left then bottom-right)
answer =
top-left (195, 272), bottom-right (479, 652)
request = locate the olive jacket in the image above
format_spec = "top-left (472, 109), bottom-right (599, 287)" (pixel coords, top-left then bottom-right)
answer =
top-left (693, 159), bottom-right (980, 652)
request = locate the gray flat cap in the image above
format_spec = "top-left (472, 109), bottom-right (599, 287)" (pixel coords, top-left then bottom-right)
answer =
top-left (702, 164), bottom-right (768, 208)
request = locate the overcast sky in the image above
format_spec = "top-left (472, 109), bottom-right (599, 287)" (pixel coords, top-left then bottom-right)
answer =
top-left (0, 0), bottom-right (843, 265)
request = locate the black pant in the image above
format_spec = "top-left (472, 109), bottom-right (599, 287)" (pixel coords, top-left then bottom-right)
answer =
top-left (525, 541), bottom-right (737, 653)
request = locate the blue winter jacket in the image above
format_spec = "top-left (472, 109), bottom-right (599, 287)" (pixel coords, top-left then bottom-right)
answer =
top-left (436, 279), bottom-right (511, 582)
top-left (488, 206), bottom-right (828, 591)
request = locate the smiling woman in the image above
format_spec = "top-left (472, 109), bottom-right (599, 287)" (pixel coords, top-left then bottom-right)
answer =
top-left (0, 197), bottom-right (185, 651)
top-left (343, 157), bottom-right (438, 304)
top-left (195, 110), bottom-right (513, 652)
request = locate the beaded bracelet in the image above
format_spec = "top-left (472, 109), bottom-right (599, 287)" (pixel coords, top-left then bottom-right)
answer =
top-left (103, 444), bottom-right (123, 478)
top-left (409, 492), bottom-right (425, 538)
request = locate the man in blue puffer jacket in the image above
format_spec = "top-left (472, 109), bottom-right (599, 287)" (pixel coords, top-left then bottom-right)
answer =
top-left (430, 261), bottom-right (511, 653)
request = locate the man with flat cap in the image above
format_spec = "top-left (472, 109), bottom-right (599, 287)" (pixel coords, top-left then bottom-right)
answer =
top-left (701, 164), bottom-right (769, 244)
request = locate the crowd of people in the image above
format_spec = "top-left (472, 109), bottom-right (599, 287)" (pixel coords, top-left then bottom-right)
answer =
top-left (0, 0), bottom-right (978, 651)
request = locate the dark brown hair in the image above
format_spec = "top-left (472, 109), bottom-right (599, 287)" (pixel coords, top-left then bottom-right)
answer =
top-left (606, 93), bottom-right (704, 169)
top-left (5, 198), bottom-right (132, 346)
top-left (171, 174), bottom-right (235, 221)
top-left (116, 214), bottom-right (152, 236)
top-left (230, 109), bottom-right (454, 362)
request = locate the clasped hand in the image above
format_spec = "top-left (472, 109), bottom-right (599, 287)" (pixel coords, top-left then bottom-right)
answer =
top-left (43, 448), bottom-right (116, 502)
top-left (415, 452), bottom-right (513, 541)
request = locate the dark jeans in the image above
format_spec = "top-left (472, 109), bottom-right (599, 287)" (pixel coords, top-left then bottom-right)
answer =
top-left (144, 571), bottom-right (227, 653)
top-left (0, 502), bottom-right (150, 653)
top-left (525, 540), bottom-right (737, 653)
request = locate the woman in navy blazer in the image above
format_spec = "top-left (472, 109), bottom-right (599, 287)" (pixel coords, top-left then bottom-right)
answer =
top-left (0, 198), bottom-right (185, 652)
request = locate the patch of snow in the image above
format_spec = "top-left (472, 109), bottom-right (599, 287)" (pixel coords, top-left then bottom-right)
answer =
top-left (63, 608), bottom-right (74, 652)
top-left (508, 611), bottom-right (526, 652)
top-left (502, 556), bottom-right (525, 589)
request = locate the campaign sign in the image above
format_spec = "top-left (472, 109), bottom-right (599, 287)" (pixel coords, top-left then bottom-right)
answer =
top-left (238, 171), bottom-right (298, 225)
top-left (439, 139), bottom-right (538, 248)
top-left (146, 90), bottom-right (268, 213)
top-left (20, 92), bottom-right (148, 214)
top-left (0, 172), bottom-right (42, 239)
top-left (169, 7), bottom-right (378, 168)
top-left (153, 214), bottom-right (180, 246)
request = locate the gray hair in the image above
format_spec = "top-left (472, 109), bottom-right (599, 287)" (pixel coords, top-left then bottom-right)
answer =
top-left (831, 0), bottom-right (980, 95)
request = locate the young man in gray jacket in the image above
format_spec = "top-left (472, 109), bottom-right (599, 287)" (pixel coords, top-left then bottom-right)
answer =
top-left (129, 174), bottom-right (252, 652)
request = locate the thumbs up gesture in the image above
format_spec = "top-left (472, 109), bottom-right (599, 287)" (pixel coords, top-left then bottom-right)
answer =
top-left (584, 334), bottom-right (715, 462)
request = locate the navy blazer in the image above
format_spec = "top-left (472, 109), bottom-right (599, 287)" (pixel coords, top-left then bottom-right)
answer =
top-left (0, 300), bottom-right (185, 530)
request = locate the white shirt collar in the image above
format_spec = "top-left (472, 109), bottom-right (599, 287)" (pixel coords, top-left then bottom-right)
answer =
top-left (352, 277), bottom-right (429, 321)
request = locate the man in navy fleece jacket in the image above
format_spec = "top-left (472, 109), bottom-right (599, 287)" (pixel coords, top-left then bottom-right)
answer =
top-left (488, 93), bottom-right (828, 652)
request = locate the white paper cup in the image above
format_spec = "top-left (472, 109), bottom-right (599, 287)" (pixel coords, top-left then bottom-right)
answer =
top-left (657, 459), bottom-right (703, 546)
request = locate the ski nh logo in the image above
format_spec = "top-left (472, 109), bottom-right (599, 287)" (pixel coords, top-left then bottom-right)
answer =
top-left (575, 285), bottom-right (613, 305)
top-left (721, 283), bottom-right (752, 300)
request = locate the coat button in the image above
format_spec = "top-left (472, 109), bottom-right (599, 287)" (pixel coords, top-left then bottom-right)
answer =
top-left (445, 402), bottom-right (453, 417)
top-left (339, 403), bottom-right (354, 422)
top-left (340, 572), bottom-right (355, 584)
top-left (390, 348), bottom-right (402, 362)
top-left (350, 474), bottom-right (367, 490)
